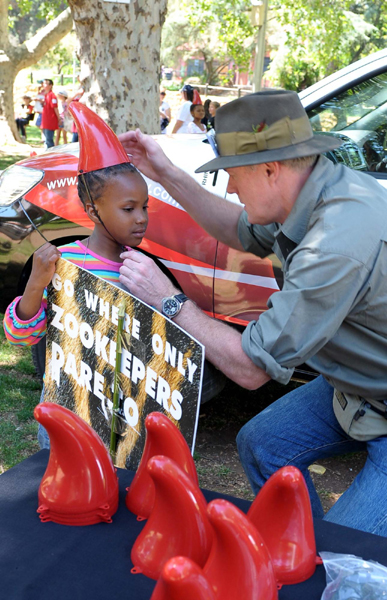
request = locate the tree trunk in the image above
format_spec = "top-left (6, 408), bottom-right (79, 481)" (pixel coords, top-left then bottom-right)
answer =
top-left (0, 2), bottom-right (73, 144)
top-left (0, 60), bottom-right (21, 144)
top-left (67, 0), bottom-right (168, 135)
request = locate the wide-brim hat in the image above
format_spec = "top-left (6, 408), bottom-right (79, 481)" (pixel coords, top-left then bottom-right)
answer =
top-left (195, 89), bottom-right (343, 173)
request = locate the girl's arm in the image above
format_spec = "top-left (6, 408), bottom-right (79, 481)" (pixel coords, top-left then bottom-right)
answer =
top-left (3, 294), bottom-right (47, 347)
top-left (3, 243), bottom-right (61, 346)
top-left (17, 243), bottom-right (61, 320)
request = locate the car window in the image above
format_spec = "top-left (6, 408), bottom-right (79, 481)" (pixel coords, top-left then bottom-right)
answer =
top-left (308, 72), bottom-right (387, 173)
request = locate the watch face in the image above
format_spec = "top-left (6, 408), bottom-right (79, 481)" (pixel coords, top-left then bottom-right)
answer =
top-left (162, 297), bottom-right (179, 317)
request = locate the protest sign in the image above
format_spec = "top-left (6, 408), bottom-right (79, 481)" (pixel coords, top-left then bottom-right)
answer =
top-left (44, 258), bottom-right (204, 469)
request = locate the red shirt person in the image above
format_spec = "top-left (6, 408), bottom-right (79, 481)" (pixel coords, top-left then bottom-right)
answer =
top-left (41, 79), bottom-right (60, 149)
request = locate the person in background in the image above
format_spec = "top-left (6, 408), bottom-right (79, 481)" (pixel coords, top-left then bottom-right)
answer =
top-left (201, 98), bottom-right (212, 129)
top-left (33, 81), bottom-right (45, 131)
top-left (187, 104), bottom-right (206, 133)
top-left (159, 90), bottom-right (171, 134)
top-left (41, 79), bottom-right (60, 149)
top-left (172, 84), bottom-right (194, 133)
top-left (207, 101), bottom-right (220, 130)
top-left (15, 95), bottom-right (34, 141)
top-left (55, 90), bottom-right (69, 145)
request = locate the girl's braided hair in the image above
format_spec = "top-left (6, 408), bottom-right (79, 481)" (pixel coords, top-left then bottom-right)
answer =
top-left (77, 162), bottom-right (138, 209)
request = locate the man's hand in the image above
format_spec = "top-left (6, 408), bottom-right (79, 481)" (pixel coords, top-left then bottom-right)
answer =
top-left (119, 250), bottom-right (178, 310)
top-left (118, 129), bottom-right (173, 183)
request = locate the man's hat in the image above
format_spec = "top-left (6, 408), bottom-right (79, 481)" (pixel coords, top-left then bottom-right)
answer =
top-left (195, 89), bottom-right (342, 173)
top-left (68, 101), bottom-right (130, 175)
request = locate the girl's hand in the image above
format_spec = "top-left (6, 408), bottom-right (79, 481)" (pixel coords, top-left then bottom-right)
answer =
top-left (16, 243), bottom-right (62, 321)
top-left (30, 243), bottom-right (62, 289)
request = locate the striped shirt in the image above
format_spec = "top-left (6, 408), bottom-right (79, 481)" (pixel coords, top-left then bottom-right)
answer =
top-left (3, 241), bottom-right (126, 346)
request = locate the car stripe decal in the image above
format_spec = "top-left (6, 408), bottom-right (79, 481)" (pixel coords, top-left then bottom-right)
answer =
top-left (159, 260), bottom-right (279, 290)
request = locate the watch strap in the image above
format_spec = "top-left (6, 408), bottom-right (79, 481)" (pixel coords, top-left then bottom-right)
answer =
top-left (174, 293), bottom-right (189, 305)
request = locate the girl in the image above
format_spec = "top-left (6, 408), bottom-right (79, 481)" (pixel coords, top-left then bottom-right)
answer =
top-left (3, 102), bottom-right (149, 448)
top-left (187, 104), bottom-right (206, 133)
top-left (55, 89), bottom-right (70, 145)
top-left (207, 101), bottom-right (220, 130)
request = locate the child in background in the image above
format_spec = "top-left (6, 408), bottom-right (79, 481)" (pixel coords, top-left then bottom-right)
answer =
top-left (15, 95), bottom-right (34, 140)
top-left (55, 90), bottom-right (69, 145)
top-left (187, 104), bottom-right (206, 134)
top-left (207, 101), bottom-right (220, 130)
top-left (3, 102), bottom-right (149, 449)
top-left (33, 82), bottom-right (45, 130)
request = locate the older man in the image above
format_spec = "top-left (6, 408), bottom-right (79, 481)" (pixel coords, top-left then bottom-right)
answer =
top-left (119, 89), bottom-right (387, 536)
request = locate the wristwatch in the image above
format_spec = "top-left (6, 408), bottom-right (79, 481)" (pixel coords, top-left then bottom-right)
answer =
top-left (161, 293), bottom-right (189, 319)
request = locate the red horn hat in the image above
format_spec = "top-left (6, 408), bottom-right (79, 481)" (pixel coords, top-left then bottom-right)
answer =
top-left (68, 101), bottom-right (130, 174)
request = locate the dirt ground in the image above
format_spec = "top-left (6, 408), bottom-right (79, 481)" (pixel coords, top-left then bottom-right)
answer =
top-left (195, 378), bottom-right (367, 513)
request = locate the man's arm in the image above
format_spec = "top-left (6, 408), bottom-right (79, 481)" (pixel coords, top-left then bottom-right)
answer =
top-left (119, 249), bottom-right (270, 389)
top-left (119, 129), bottom-right (244, 251)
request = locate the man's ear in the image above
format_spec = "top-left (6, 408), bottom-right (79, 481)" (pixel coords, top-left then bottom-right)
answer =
top-left (85, 202), bottom-right (100, 224)
top-left (263, 161), bottom-right (281, 184)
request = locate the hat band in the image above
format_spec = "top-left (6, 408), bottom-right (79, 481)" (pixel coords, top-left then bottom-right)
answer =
top-left (216, 116), bottom-right (313, 157)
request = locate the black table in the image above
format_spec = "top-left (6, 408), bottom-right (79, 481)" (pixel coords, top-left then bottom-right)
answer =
top-left (1, 451), bottom-right (386, 599)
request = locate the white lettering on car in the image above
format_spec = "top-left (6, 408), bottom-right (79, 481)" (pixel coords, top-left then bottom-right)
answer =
top-left (46, 176), bottom-right (77, 190)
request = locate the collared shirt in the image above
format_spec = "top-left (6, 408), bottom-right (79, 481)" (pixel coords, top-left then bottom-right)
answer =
top-left (238, 156), bottom-right (387, 399)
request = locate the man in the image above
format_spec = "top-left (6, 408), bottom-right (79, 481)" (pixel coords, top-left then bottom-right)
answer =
top-left (41, 79), bottom-right (60, 149)
top-left (118, 89), bottom-right (387, 536)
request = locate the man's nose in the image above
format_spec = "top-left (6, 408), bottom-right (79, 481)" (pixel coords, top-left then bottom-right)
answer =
top-left (226, 178), bottom-right (236, 195)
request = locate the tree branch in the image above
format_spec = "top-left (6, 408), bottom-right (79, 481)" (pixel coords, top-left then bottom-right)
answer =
top-left (15, 7), bottom-right (73, 71)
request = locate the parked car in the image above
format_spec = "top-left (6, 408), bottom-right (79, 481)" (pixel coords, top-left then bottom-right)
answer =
top-left (2, 48), bottom-right (387, 384)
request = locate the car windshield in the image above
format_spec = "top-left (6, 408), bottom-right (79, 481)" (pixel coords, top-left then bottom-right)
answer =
top-left (308, 72), bottom-right (387, 172)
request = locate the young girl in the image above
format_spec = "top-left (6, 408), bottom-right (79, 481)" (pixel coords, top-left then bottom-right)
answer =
top-left (187, 104), bottom-right (206, 134)
top-left (207, 101), bottom-right (220, 130)
top-left (3, 102), bottom-right (149, 448)
top-left (55, 89), bottom-right (70, 145)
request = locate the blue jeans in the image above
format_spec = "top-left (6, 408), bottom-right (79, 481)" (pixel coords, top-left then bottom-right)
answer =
top-left (42, 129), bottom-right (55, 149)
top-left (237, 375), bottom-right (387, 536)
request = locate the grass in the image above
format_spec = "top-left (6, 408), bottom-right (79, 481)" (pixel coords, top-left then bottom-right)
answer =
top-left (0, 153), bottom-right (29, 171)
top-left (0, 314), bottom-right (41, 473)
top-left (0, 124), bottom-right (44, 171)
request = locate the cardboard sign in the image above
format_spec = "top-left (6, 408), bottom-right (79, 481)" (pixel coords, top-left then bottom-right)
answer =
top-left (44, 258), bottom-right (204, 469)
